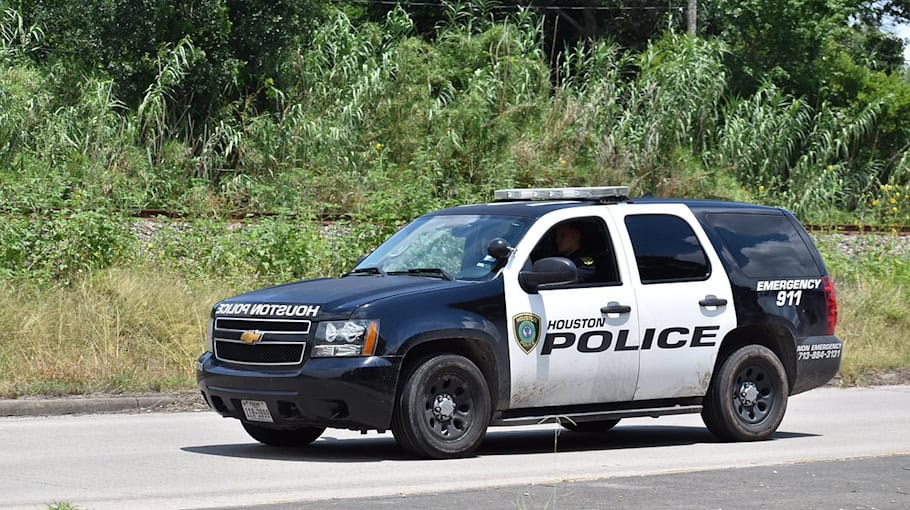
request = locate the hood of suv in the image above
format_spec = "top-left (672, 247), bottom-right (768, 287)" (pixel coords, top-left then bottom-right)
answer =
top-left (214, 275), bottom-right (465, 320)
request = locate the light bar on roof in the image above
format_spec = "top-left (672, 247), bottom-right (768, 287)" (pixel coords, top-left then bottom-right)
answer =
top-left (493, 186), bottom-right (629, 202)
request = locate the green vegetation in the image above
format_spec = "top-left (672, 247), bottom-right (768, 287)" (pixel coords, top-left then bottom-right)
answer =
top-left (46, 503), bottom-right (79, 510)
top-left (0, 2), bottom-right (908, 394)
top-left (815, 234), bottom-right (910, 383)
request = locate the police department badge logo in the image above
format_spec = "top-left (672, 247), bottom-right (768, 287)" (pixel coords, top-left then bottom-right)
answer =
top-left (512, 313), bottom-right (541, 354)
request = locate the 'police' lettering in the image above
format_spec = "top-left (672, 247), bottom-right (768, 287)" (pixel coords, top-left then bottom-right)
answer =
top-left (691, 325), bottom-right (720, 347)
top-left (657, 327), bottom-right (688, 349)
top-left (541, 332), bottom-right (576, 355)
top-left (539, 326), bottom-right (720, 355)
top-left (614, 329), bottom-right (638, 351)
top-left (578, 331), bottom-right (612, 353)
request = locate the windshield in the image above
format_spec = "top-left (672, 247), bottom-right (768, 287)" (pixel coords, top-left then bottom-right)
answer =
top-left (354, 214), bottom-right (533, 281)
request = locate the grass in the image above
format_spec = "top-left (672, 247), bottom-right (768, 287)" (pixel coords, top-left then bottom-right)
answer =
top-left (0, 232), bottom-right (906, 398)
top-left (0, 267), bottom-right (233, 397)
top-left (815, 233), bottom-right (910, 383)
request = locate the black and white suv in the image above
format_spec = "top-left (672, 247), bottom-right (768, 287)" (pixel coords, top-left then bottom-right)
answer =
top-left (197, 186), bottom-right (841, 458)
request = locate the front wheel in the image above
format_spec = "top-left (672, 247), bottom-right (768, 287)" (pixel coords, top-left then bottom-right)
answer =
top-left (702, 345), bottom-right (789, 441)
top-left (392, 354), bottom-right (491, 459)
top-left (242, 423), bottom-right (325, 447)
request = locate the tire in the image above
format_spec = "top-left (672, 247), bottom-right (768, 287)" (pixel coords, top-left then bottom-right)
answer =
top-left (391, 354), bottom-right (491, 459)
top-left (242, 423), bottom-right (325, 447)
top-left (702, 345), bottom-right (789, 441)
top-left (562, 419), bottom-right (621, 433)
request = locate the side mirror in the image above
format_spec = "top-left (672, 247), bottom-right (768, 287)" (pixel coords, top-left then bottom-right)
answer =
top-left (487, 238), bottom-right (513, 260)
top-left (519, 257), bottom-right (578, 293)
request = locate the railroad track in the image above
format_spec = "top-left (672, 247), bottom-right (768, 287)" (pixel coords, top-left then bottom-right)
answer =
top-left (12, 208), bottom-right (910, 234)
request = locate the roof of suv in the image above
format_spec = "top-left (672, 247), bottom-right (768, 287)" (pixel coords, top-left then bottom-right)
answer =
top-left (428, 197), bottom-right (783, 220)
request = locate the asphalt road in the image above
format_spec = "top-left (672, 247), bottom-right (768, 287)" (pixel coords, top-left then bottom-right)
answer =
top-left (2, 385), bottom-right (909, 510)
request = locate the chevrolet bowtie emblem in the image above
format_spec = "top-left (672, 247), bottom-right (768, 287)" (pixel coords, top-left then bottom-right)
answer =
top-left (240, 330), bottom-right (264, 345)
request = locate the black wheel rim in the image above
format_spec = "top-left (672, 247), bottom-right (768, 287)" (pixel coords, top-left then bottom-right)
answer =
top-left (731, 363), bottom-right (777, 425)
top-left (421, 370), bottom-right (476, 442)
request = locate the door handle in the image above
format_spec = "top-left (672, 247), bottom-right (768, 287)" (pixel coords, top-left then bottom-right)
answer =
top-left (601, 304), bottom-right (632, 314)
top-left (699, 296), bottom-right (728, 307)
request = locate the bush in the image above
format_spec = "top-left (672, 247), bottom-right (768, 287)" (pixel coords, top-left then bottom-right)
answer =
top-left (0, 210), bottom-right (132, 284)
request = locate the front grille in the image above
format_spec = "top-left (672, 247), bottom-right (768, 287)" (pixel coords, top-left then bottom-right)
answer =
top-left (213, 317), bottom-right (311, 365)
top-left (214, 340), bottom-right (305, 365)
top-left (215, 317), bottom-right (311, 336)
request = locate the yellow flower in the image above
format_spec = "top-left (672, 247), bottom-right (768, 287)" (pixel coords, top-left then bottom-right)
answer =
top-left (560, 159), bottom-right (567, 166)
top-left (758, 185), bottom-right (765, 192)
top-left (375, 143), bottom-right (383, 152)
top-left (890, 198), bottom-right (897, 204)
top-left (892, 207), bottom-right (898, 213)
top-left (886, 184), bottom-right (893, 191)
top-left (826, 165), bottom-right (833, 173)
top-left (872, 199), bottom-right (879, 206)
top-left (880, 185), bottom-right (886, 191)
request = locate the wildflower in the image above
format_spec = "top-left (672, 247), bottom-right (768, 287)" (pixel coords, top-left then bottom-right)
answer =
top-left (892, 207), bottom-right (898, 213)
top-left (886, 184), bottom-right (893, 191)
top-left (880, 185), bottom-right (886, 191)
top-left (890, 198), bottom-right (897, 204)
top-left (826, 165), bottom-right (833, 173)
top-left (759, 185), bottom-right (765, 192)
top-left (560, 159), bottom-right (567, 167)
top-left (375, 143), bottom-right (383, 152)
top-left (872, 199), bottom-right (879, 207)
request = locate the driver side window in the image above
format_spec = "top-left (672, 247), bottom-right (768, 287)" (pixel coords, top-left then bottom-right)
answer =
top-left (528, 217), bottom-right (621, 286)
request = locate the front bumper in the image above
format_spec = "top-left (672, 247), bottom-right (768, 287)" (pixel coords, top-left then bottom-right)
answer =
top-left (792, 335), bottom-right (843, 395)
top-left (196, 352), bottom-right (403, 430)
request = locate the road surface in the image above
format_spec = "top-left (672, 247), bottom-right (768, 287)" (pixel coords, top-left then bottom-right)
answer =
top-left (2, 385), bottom-right (908, 509)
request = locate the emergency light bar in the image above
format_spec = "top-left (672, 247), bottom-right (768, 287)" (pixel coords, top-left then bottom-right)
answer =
top-left (493, 186), bottom-right (629, 202)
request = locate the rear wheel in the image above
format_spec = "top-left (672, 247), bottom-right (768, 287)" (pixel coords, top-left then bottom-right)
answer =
top-left (702, 345), bottom-right (788, 441)
top-left (392, 354), bottom-right (491, 459)
top-left (242, 423), bottom-right (325, 447)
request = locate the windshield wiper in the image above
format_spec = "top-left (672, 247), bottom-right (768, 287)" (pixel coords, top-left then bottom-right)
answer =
top-left (388, 268), bottom-right (454, 281)
top-left (345, 267), bottom-right (387, 277)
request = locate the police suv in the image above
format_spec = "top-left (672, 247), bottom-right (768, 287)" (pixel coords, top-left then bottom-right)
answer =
top-left (197, 186), bottom-right (842, 458)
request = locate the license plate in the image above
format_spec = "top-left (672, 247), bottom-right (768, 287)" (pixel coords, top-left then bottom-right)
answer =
top-left (241, 400), bottom-right (273, 423)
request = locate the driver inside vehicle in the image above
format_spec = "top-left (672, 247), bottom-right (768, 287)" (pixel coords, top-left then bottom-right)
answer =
top-left (554, 222), bottom-right (596, 283)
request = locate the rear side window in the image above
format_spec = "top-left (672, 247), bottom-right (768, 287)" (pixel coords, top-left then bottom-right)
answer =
top-left (705, 213), bottom-right (820, 277)
top-left (625, 214), bottom-right (710, 283)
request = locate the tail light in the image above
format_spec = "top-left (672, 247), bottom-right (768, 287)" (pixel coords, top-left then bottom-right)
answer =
top-left (822, 276), bottom-right (838, 335)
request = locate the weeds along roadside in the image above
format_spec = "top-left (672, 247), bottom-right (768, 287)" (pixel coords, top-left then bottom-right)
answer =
top-left (0, 214), bottom-right (907, 397)
top-left (0, 214), bottom-right (395, 398)
top-left (814, 234), bottom-right (910, 383)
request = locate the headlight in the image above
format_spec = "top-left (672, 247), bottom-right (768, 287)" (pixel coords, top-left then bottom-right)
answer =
top-left (205, 317), bottom-right (214, 353)
top-left (312, 320), bottom-right (379, 357)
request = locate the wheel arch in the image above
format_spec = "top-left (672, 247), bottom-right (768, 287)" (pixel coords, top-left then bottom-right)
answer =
top-left (714, 325), bottom-right (797, 393)
top-left (397, 332), bottom-right (501, 418)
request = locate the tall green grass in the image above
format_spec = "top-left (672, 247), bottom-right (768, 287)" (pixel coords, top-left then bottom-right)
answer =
top-left (815, 234), bottom-right (910, 382)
